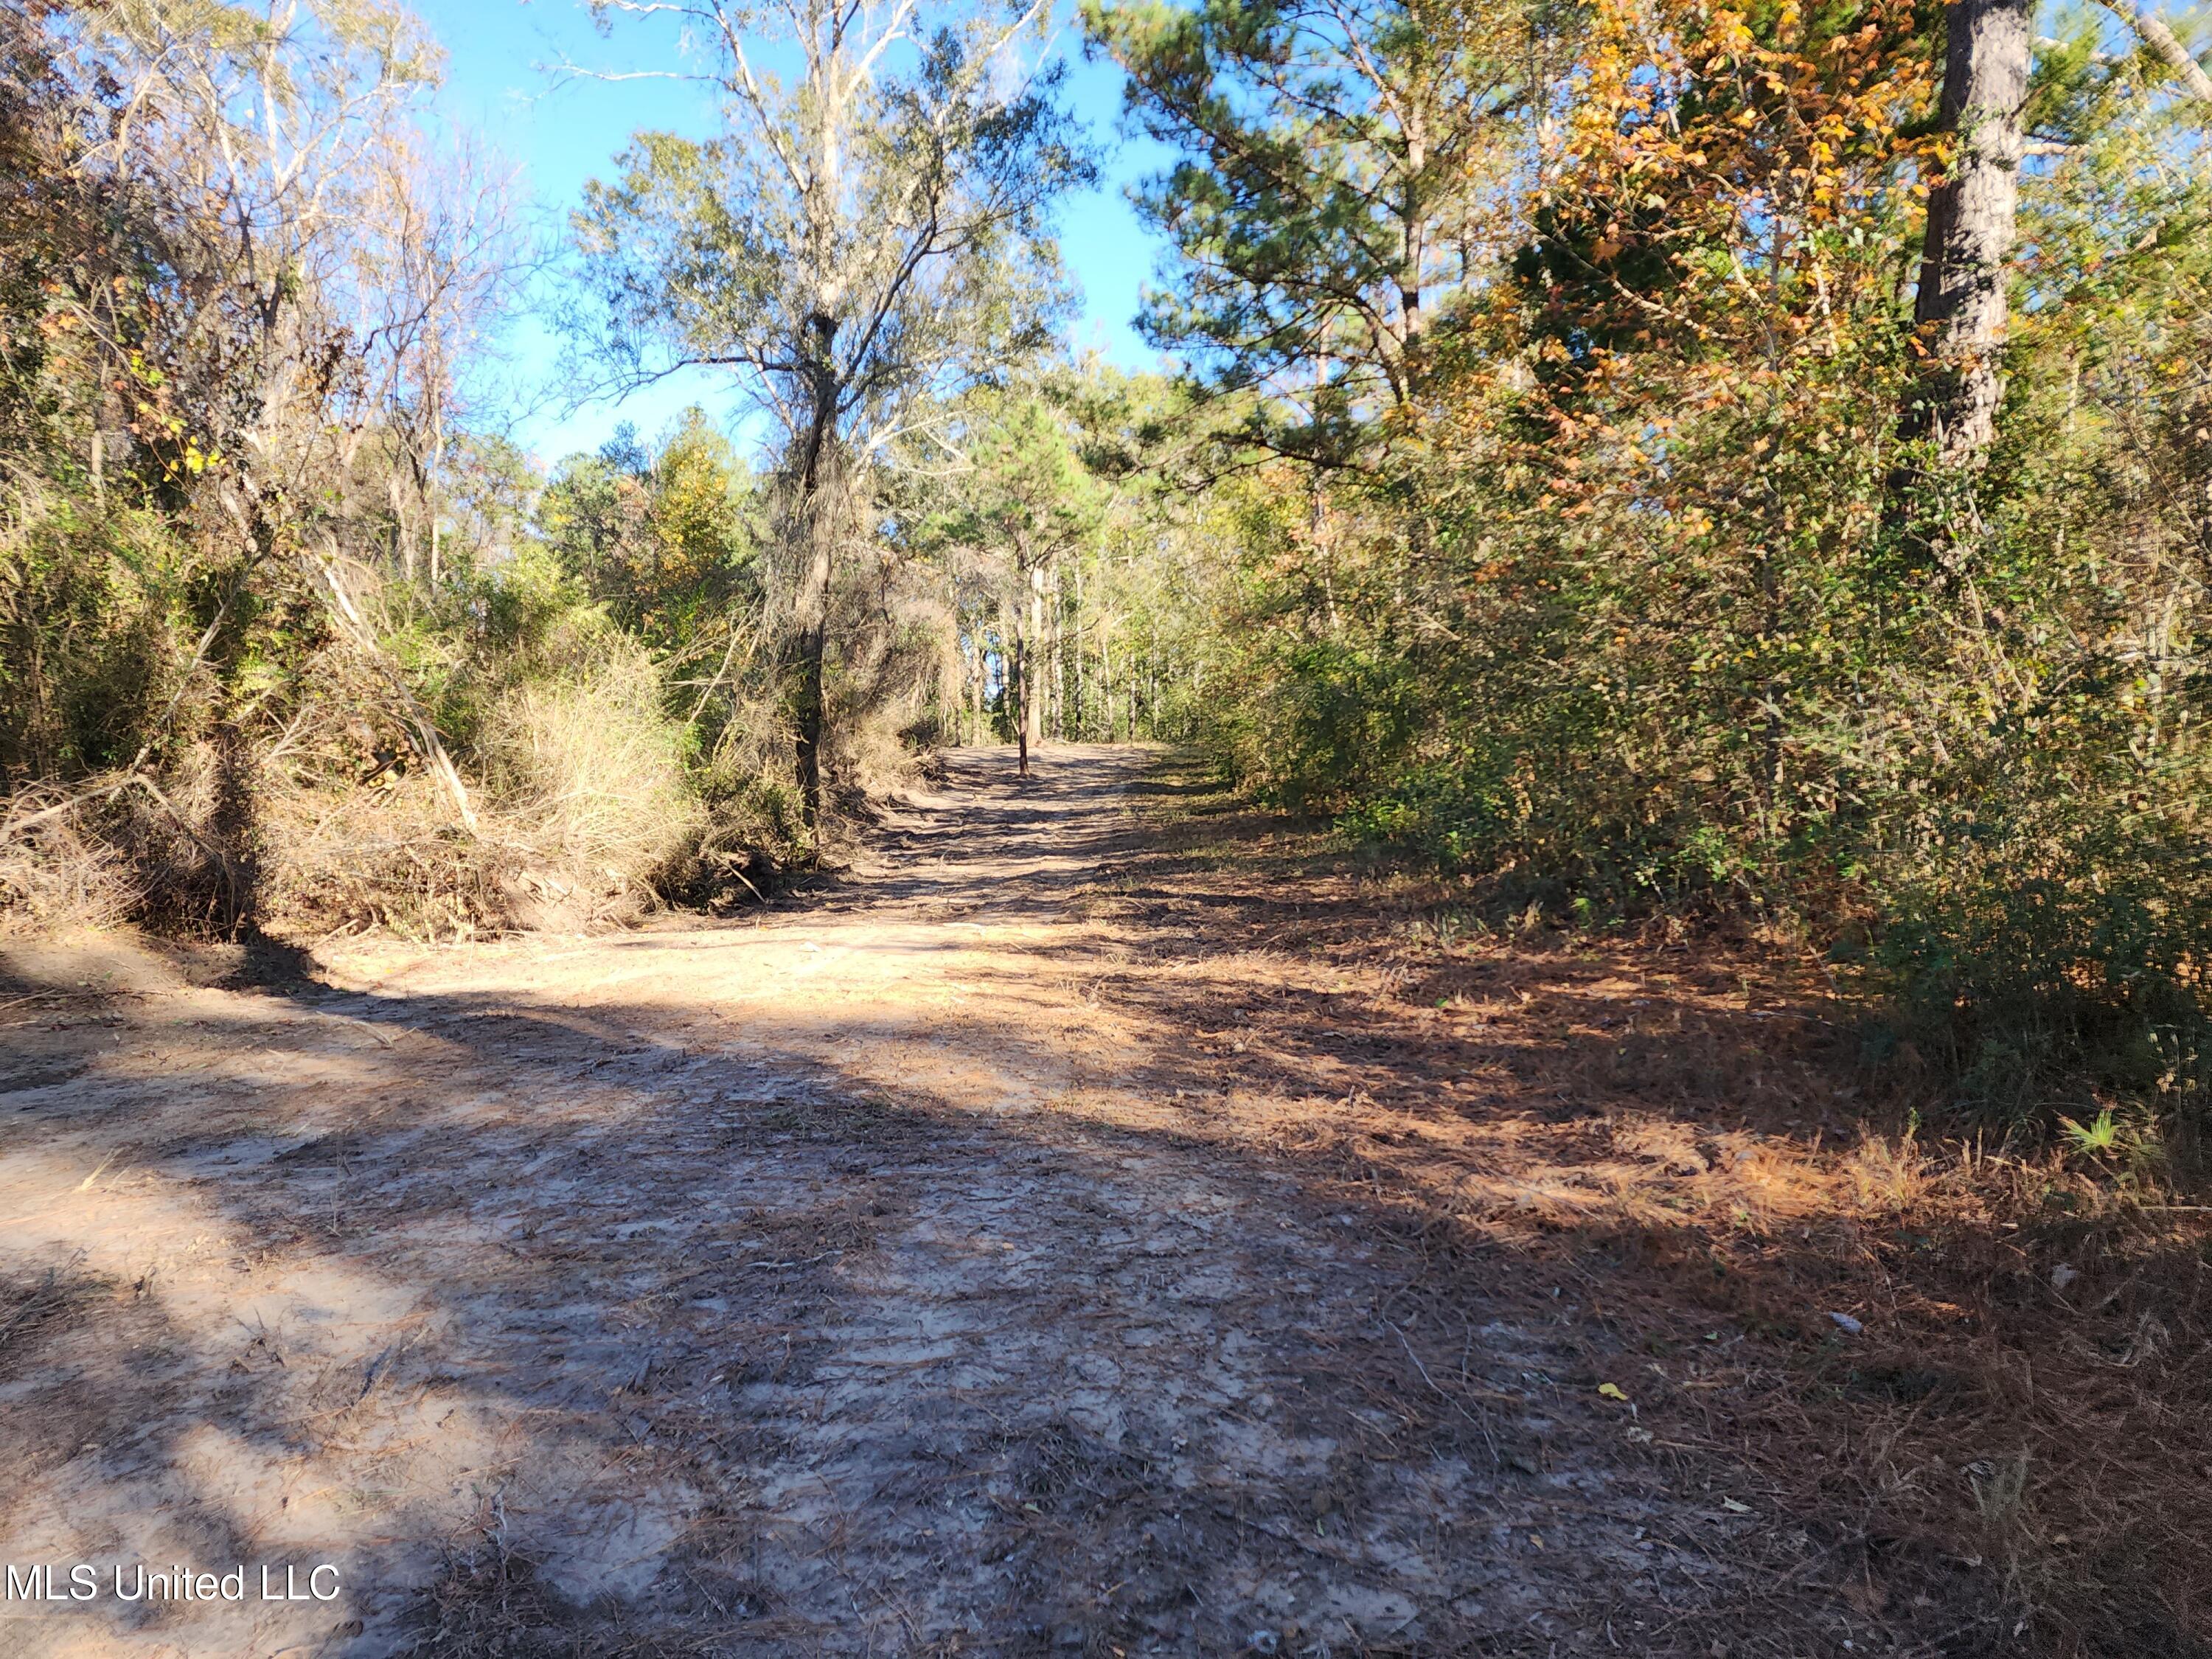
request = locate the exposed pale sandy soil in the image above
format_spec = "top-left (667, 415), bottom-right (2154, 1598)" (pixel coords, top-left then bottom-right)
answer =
top-left (0, 746), bottom-right (1837, 1657)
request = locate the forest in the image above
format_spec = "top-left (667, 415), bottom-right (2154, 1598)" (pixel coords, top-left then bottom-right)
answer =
top-left (4, 0), bottom-right (2212, 1654)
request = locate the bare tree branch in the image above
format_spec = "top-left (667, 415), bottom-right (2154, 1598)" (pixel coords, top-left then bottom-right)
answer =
top-left (2101, 0), bottom-right (2212, 105)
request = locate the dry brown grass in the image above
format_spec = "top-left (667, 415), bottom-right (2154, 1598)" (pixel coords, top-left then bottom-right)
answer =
top-left (1, 639), bottom-right (742, 942)
top-left (476, 650), bottom-right (703, 883)
top-left (0, 809), bottom-right (139, 936)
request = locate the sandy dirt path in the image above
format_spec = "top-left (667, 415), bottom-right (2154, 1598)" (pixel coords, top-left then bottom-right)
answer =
top-left (0, 745), bottom-right (1727, 1658)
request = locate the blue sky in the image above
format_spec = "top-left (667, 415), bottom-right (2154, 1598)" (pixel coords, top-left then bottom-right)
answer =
top-left (413, 0), bottom-right (1176, 464)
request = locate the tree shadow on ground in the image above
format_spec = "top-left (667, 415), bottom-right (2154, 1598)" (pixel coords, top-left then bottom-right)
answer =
top-left (0, 744), bottom-right (2191, 1658)
top-left (1016, 754), bottom-right (2210, 1659)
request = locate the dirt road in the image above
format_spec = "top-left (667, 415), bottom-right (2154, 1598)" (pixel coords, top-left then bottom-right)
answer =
top-left (0, 746), bottom-right (1757, 1657)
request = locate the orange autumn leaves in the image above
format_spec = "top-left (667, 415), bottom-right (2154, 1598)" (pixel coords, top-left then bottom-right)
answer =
top-left (1544, 0), bottom-right (1938, 373)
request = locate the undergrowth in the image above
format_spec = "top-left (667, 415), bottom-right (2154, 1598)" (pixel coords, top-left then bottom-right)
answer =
top-left (1133, 762), bottom-right (2212, 1655)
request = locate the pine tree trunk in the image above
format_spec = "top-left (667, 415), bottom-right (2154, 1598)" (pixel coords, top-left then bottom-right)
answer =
top-left (967, 631), bottom-right (984, 745)
top-left (1046, 559), bottom-right (1062, 742)
top-left (1903, 0), bottom-right (2031, 467)
top-left (1072, 560), bottom-right (1086, 740)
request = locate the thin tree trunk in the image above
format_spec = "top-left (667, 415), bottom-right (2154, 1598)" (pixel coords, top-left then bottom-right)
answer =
top-left (1021, 560), bottom-right (1046, 770)
top-left (391, 470), bottom-right (414, 583)
top-left (1100, 612), bottom-right (1116, 744)
top-left (1073, 559), bottom-right (1086, 741)
top-left (1902, 0), bottom-right (2031, 469)
top-left (790, 313), bottom-right (839, 832)
top-left (1046, 558), bottom-right (1062, 742)
top-left (964, 631), bottom-right (981, 745)
top-left (427, 341), bottom-right (446, 587)
top-left (995, 601), bottom-right (1014, 753)
top-left (1012, 633), bottom-right (1030, 777)
top-left (791, 496), bottom-right (832, 825)
top-left (1397, 118), bottom-right (1426, 394)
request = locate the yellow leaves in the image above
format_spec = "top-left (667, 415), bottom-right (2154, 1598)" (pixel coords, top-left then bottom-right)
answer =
top-left (154, 433), bottom-right (223, 482)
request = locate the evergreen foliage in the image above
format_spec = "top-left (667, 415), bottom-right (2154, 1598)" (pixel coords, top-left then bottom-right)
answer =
top-left (1100, 0), bottom-right (2212, 1141)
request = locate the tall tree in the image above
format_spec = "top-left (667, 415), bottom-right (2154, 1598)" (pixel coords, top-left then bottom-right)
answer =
top-left (1085, 0), bottom-right (1549, 462)
top-left (1899, 0), bottom-right (2211, 476)
top-left (571, 0), bottom-right (1090, 829)
top-left (21, 0), bottom-right (493, 849)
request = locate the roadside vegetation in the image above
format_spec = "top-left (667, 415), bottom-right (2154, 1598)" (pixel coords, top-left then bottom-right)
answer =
top-left (1094, 0), bottom-right (2212, 1163)
top-left (1, 0), bottom-right (1211, 942)
top-left (1130, 758), bottom-right (2212, 1658)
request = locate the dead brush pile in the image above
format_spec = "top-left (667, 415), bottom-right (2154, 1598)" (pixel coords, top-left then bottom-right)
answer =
top-left (0, 807), bottom-right (140, 936)
top-left (260, 641), bottom-right (710, 937)
top-left (0, 639), bottom-right (728, 942)
top-left (253, 770), bottom-right (524, 939)
top-left (1, 741), bottom-right (273, 939)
